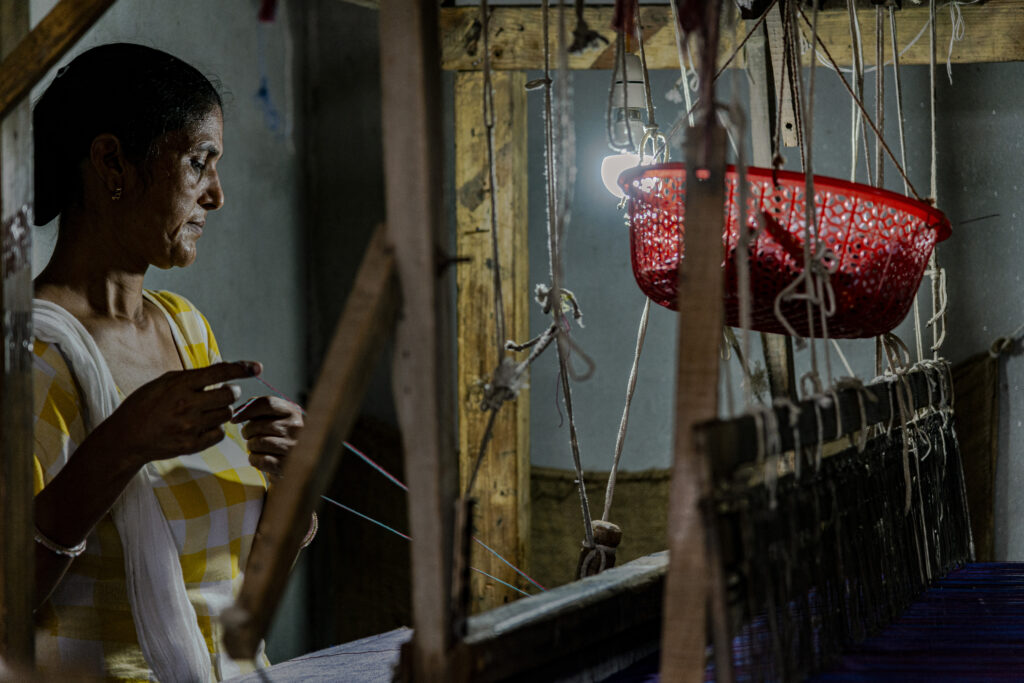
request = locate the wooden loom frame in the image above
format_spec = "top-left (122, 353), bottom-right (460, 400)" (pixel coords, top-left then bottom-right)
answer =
top-left (1, 0), bottom-right (1022, 680)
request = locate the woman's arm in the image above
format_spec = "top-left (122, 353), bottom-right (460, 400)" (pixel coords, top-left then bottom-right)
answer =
top-left (33, 361), bottom-right (259, 608)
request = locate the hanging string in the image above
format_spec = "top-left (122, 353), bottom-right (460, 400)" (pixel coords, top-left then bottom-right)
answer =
top-left (320, 496), bottom-right (533, 598)
top-left (606, 35), bottom-right (637, 153)
top-left (846, 0), bottom-right (866, 182)
top-left (927, 0), bottom-right (947, 358)
top-left (480, 0), bottom-right (508, 355)
top-left (874, 5), bottom-right (885, 188)
top-left (601, 299), bottom-right (649, 522)
top-left (945, 1), bottom-right (981, 84)
top-left (470, 567), bottom-right (531, 598)
top-left (668, 0), bottom-right (695, 129)
top-left (545, 0), bottom-right (595, 552)
top-left (796, 7), bottom-right (922, 202)
top-left (321, 494), bottom-right (411, 541)
top-left (664, 0), bottom-right (778, 144)
top-left (242, 375), bottom-right (546, 593)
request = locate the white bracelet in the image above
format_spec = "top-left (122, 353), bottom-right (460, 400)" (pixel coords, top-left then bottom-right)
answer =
top-left (34, 527), bottom-right (87, 558)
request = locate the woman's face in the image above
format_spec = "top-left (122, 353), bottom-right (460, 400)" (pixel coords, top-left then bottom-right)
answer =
top-left (126, 107), bottom-right (225, 269)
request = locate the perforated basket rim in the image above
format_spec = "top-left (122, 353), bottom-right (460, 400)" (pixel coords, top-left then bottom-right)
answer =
top-left (618, 162), bottom-right (953, 243)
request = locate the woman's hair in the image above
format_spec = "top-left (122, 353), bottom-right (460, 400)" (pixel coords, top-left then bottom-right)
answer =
top-left (33, 43), bottom-right (223, 226)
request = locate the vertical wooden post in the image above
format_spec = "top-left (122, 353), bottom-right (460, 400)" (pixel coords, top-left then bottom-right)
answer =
top-left (380, 2), bottom-right (457, 680)
top-left (765, 4), bottom-right (799, 149)
top-left (454, 71), bottom-right (530, 612)
top-left (745, 17), bottom-right (798, 403)
top-left (660, 125), bottom-right (729, 682)
top-left (0, 1), bottom-right (36, 667)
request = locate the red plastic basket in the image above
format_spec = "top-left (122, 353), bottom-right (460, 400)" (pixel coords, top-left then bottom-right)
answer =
top-left (618, 163), bottom-right (952, 339)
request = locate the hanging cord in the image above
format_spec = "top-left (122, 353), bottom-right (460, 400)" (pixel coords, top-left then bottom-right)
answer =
top-left (601, 3), bottom-right (662, 524)
top-left (796, 7), bottom-right (922, 201)
top-left (945, 1), bottom-right (980, 84)
top-left (886, 7), bottom-right (924, 362)
top-left (606, 35), bottom-right (637, 153)
top-left (480, 0), bottom-right (507, 355)
top-left (772, 0), bottom-right (841, 395)
top-left (601, 299), bottom-right (650, 521)
top-left (846, 0), bottom-right (867, 182)
top-left (546, 0), bottom-right (595, 552)
top-left (874, 4), bottom-right (885, 188)
top-left (663, 0), bottom-right (778, 144)
top-left (927, 0), bottom-right (947, 357)
top-left (669, 0), bottom-right (696, 129)
top-left (633, 0), bottom-right (668, 162)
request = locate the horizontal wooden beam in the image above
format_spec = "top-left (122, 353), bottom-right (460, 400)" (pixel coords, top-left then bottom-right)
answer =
top-left (455, 553), bottom-right (666, 682)
top-left (335, 0), bottom-right (378, 9)
top-left (697, 362), bottom-right (952, 483)
top-left (440, 1), bottom-right (1024, 71)
top-left (222, 223), bottom-right (398, 659)
top-left (0, 0), bottom-right (117, 121)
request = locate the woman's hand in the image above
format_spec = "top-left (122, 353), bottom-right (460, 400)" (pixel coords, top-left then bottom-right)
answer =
top-left (97, 361), bottom-right (261, 467)
top-left (230, 396), bottom-right (304, 479)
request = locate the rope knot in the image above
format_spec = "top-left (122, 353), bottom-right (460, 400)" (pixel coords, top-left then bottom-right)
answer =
top-left (480, 357), bottom-right (525, 411)
top-left (576, 520), bottom-right (622, 578)
top-left (535, 284), bottom-right (584, 328)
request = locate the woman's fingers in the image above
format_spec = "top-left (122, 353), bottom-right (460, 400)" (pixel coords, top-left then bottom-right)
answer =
top-left (181, 360), bottom-right (261, 390)
top-left (249, 454), bottom-right (283, 478)
top-left (194, 384), bottom-right (241, 411)
top-left (230, 395), bottom-right (297, 423)
top-left (247, 436), bottom-right (292, 457)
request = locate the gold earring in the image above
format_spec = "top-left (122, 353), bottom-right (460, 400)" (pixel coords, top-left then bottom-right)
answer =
top-left (111, 187), bottom-right (122, 201)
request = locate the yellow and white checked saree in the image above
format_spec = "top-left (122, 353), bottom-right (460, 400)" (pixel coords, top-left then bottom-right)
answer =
top-left (33, 290), bottom-right (269, 682)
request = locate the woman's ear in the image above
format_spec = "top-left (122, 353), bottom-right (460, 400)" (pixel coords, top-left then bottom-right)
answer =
top-left (89, 133), bottom-right (128, 195)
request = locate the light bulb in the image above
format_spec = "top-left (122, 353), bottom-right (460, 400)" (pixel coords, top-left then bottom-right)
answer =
top-left (601, 152), bottom-right (641, 199)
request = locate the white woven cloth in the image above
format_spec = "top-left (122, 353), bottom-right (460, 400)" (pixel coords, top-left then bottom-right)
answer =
top-left (33, 299), bottom-right (212, 683)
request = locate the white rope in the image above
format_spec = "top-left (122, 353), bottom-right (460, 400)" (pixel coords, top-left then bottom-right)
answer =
top-left (602, 299), bottom-right (650, 521)
top-left (669, 0), bottom-right (696, 129)
top-left (946, 1), bottom-right (981, 84)
top-left (550, 0), bottom-right (595, 551)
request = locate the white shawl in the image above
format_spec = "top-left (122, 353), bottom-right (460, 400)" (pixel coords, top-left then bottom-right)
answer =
top-left (33, 299), bottom-right (212, 683)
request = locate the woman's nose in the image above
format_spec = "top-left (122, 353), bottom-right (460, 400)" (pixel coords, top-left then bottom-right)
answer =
top-left (202, 170), bottom-right (225, 210)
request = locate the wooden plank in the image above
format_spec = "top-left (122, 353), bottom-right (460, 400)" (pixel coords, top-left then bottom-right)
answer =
top-left (459, 553), bottom-right (666, 682)
top-left (765, 4), bottom-right (799, 148)
top-left (439, 2), bottom-right (1024, 71)
top-left (441, 6), bottom-right (708, 72)
top-left (0, 2), bottom-right (35, 667)
top-left (380, 2), bottom-right (458, 681)
top-left (0, 0), bottom-right (118, 121)
top-left (221, 224), bottom-right (398, 659)
top-left (454, 71), bottom-right (531, 613)
top-left (335, 0), bottom-right (378, 9)
top-left (699, 362), bottom-right (952, 481)
top-left (660, 123), bottom-right (729, 683)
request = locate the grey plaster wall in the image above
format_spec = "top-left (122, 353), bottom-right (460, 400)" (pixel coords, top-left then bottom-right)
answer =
top-left (28, 0), bottom-right (309, 662)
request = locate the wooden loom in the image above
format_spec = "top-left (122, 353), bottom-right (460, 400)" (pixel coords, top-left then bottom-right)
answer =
top-left (1, 1), bottom-right (1023, 681)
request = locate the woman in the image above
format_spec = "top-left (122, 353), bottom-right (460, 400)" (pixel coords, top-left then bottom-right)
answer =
top-left (30, 44), bottom-right (305, 682)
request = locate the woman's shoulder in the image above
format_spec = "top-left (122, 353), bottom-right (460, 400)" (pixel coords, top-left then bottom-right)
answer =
top-left (32, 338), bottom-right (79, 399)
top-left (144, 289), bottom-right (220, 365)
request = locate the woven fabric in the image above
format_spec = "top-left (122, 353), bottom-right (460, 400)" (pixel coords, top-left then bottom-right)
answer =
top-left (33, 290), bottom-right (268, 682)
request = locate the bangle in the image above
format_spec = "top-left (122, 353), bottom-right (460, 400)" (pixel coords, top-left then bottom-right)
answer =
top-left (34, 526), bottom-right (87, 558)
top-left (300, 512), bottom-right (318, 549)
